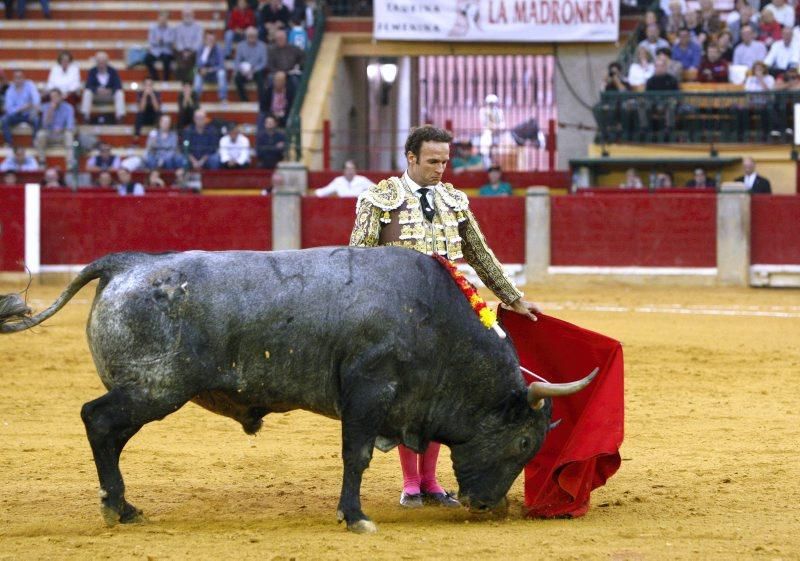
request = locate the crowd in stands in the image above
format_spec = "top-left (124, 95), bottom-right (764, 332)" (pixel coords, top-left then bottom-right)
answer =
top-left (0, 1), bottom-right (317, 193)
top-left (599, 0), bottom-right (800, 142)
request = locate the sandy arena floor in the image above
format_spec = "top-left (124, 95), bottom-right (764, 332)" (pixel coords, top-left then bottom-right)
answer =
top-left (0, 278), bottom-right (798, 560)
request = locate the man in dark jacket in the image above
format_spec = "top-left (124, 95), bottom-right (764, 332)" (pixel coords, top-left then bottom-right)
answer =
top-left (259, 71), bottom-right (295, 127)
top-left (80, 51), bottom-right (126, 123)
top-left (735, 157), bottom-right (772, 194)
top-left (193, 32), bottom-right (228, 102)
top-left (183, 109), bottom-right (221, 170)
top-left (255, 114), bottom-right (286, 169)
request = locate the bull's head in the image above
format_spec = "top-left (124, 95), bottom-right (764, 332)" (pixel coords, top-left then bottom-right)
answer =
top-left (449, 368), bottom-right (598, 512)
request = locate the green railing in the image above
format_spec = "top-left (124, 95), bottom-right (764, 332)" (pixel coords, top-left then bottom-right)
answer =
top-left (594, 89), bottom-right (800, 144)
top-left (286, 8), bottom-right (326, 161)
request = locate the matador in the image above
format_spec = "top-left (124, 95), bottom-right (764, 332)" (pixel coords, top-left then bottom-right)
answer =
top-left (349, 125), bottom-right (539, 509)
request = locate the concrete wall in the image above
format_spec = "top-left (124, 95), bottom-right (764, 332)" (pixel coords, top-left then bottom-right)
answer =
top-left (328, 57), bottom-right (370, 171)
top-left (553, 44), bottom-right (619, 170)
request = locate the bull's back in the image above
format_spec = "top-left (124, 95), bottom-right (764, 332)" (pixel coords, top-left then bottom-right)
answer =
top-left (86, 247), bottom-right (453, 416)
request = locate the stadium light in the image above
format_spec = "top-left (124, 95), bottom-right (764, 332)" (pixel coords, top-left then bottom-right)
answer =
top-left (379, 63), bottom-right (397, 84)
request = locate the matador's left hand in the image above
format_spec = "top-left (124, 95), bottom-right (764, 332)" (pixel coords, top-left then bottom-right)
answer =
top-left (504, 299), bottom-right (540, 322)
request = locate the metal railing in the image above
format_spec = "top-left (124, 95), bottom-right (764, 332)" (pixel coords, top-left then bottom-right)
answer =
top-left (286, 8), bottom-right (326, 161)
top-left (594, 89), bottom-right (800, 144)
top-left (323, 0), bottom-right (373, 17)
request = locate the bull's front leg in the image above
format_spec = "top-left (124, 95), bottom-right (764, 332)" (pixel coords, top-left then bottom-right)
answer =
top-left (337, 419), bottom-right (378, 534)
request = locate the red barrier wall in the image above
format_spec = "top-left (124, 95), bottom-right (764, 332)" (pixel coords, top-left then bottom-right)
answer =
top-left (300, 196), bottom-right (526, 263)
top-left (751, 195), bottom-right (800, 265)
top-left (0, 186), bottom-right (25, 271)
top-left (41, 193), bottom-right (272, 265)
top-left (551, 194), bottom-right (717, 267)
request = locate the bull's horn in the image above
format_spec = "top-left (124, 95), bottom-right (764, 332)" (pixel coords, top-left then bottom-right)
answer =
top-left (527, 367), bottom-right (599, 408)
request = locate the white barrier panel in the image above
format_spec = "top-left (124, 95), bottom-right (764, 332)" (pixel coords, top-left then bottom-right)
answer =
top-left (24, 183), bottom-right (41, 275)
top-left (373, 0), bottom-right (619, 42)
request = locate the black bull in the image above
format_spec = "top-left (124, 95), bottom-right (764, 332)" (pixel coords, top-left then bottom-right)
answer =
top-left (0, 247), bottom-right (596, 533)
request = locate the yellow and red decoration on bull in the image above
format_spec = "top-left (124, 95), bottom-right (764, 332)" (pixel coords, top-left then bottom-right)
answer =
top-left (433, 254), bottom-right (506, 339)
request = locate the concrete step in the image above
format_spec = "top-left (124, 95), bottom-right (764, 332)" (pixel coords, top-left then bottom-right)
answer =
top-left (0, 20), bottom-right (224, 41)
top-left (18, 0), bottom-right (224, 20)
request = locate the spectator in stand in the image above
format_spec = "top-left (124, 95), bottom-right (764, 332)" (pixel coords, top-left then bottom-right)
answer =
top-left (656, 47), bottom-right (683, 83)
top-left (315, 160), bottom-right (374, 197)
top-left (655, 171), bottom-right (673, 188)
top-left (765, 0), bottom-right (794, 29)
top-left (147, 169), bottom-right (166, 189)
top-left (659, 0), bottom-right (686, 17)
top-left (718, 30), bottom-right (735, 62)
top-left (145, 115), bottom-right (184, 170)
top-left (1, 146), bottom-right (39, 171)
top-left (219, 124), bottom-right (251, 168)
top-left (0, 69), bottom-right (8, 109)
top-left (451, 141), bottom-right (484, 173)
top-left (763, 25), bottom-right (798, 76)
top-left (698, 43), bottom-right (730, 83)
top-left (94, 170), bottom-right (114, 188)
top-left (478, 165), bottom-right (512, 196)
top-left (225, 0), bottom-right (256, 59)
top-left (86, 142), bottom-right (122, 173)
top-left (665, 1), bottom-right (686, 39)
top-left (287, 17), bottom-right (309, 50)
top-left (594, 61), bottom-right (632, 142)
top-left (729, 5), bottom-right (759, 47)
top-left (183, 109), bottom-right (221, 170)
top-left (133, 78), bottom-right (162, 141)
top-left (193, 32), bottom-right (228, 102)
top-left (175, 8), bottom-right (204, 83)
top-left (17, 0), bottom-right (50, 19)
top-left (636, 10), bottom-right (661, 43)
top-left (259, 70), bottom-right (294, 127)
top-left (259, 0), bottom-right (291, 42)
top-left (758, 8), bottom-right (782, 47)
top-left (144, 10), bottom-right (175, 82)
top-left (176, 81), bottom-right (199, 130)
top-left (672, 27), bottom-right (702, 79)
top-left (639, 57), bottom-right (679, 138)
top-left (3, 171), bottom-right (17, 185)
top-left (2, 69), bottom-right (40, 147)
top-left (685, 167), bottom-right (716, 188)
top-left (775, 66), bottom-right (800, 90)
top-left (697, 0), bottom-right (721, 37)
top-left (171, 167), bottom-right (187, 189)
top-left (628, 46), bottom-right (655, 90)
top-left (46, 51), bottom-right (81, 104)
top-left (683, 10), bottom-right (706, 46)
top-left (261, 168), bottom-right (285, 195)
top-left (736, 157), bottom-right (772, 194)
top-left (34, 88), bottom-right (75, 168)
top-left (619, 167), bottom-right (644, 189)
top-left (116, 167), bottom-right (145, 196)
top-left (255, 114), bottom-right (286, 169)
top-left (81, 51), bottom-right (126, 124)
top-left (3, 0), bottom-right (12, 19)
top-left (268, 29), bottom-right (305, 88)
top-left (234, 26), bottom-right (268, 102)
top-left (295, 0), bottom-right (317, 40)
top-left (739, 60), bottom-right (777, 140)
top-left (42, 166), bottom-right (64, 188)
top-left (639, 23), bottom-right (670, 59)
top-left (734, 24), bottom-right (768, 71)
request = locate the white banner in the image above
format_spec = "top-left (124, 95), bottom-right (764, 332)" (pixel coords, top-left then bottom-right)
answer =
top-left (374, 0), bottom-right (619, 42)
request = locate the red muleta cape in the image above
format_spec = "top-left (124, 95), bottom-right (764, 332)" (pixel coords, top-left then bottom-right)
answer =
top-left (498, 308), bottom-right (624, 518)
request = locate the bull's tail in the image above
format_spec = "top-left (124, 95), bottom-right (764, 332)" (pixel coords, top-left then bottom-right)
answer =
top-left (0, 256), bottom-right (117, 334)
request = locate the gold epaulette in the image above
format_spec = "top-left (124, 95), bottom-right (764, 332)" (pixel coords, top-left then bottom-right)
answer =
top-left (438, 182), bottom-right (470, 212)
top-left (359, 177), bottom-right (405, 211)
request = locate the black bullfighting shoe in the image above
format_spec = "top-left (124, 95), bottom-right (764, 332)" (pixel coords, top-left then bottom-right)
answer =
top-left (400, 492), bottom-right (424, 508)
top-left (423, 491), bottom-right (461, 508)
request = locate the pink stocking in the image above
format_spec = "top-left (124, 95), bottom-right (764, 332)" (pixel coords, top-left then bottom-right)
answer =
top-left (419, 442), bottom-right (445, 494)
top-left (398, 444), bottom-right (421, 495)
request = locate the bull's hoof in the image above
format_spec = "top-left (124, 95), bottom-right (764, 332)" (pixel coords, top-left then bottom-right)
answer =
top-left (347, 519), bottom-right (378, 534)
top-left (100, 502), bottom-right (143, 526)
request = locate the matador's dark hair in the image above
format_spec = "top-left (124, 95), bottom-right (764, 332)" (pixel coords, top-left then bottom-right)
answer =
top-left (405, 125), bottom-right (453, 158)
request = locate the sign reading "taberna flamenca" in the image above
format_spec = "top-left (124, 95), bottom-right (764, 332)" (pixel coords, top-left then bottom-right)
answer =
top-left (373, 0), bottom-right (619, 42)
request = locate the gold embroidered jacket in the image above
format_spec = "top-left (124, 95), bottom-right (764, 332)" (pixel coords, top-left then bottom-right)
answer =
top-left (349, 176), bottom-right (523, 306)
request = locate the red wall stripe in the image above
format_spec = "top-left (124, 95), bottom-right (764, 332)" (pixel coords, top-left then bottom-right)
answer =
top-left (751, 196), bottom-right (800, 264)
top-left (40, 193), bottom-right (272, 265)
top-left (0, 187), bottom-right (25, 272)
top-left (551, 194), bottom-right (717, 267)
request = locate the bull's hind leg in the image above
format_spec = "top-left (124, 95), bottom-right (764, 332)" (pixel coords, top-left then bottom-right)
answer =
top-left (80, 387), bottom-right (189, 526)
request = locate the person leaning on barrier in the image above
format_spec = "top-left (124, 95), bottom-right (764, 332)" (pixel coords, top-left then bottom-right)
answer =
top-left (315, 160), bottom-right (374, 197)
top-left (637, 58), bottom-right (679, 140)
top-left (737, 61), bottom-right (776, 141)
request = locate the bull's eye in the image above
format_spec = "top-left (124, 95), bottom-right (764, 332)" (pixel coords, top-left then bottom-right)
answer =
top-left (519, 437), bottom-right (531, 452)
